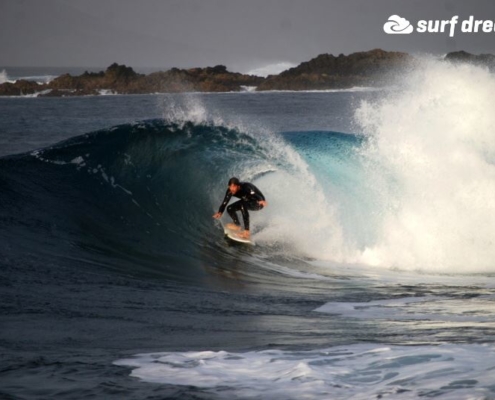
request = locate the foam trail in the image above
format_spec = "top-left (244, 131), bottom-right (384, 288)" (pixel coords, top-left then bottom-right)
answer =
top-left (115, 344), bottom-right (495, 399)
top-left (355, 60), bottom-right (495, 273)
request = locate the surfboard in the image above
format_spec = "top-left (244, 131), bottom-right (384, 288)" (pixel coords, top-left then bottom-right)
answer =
top-left (223, 224), bottom-right (254, 245)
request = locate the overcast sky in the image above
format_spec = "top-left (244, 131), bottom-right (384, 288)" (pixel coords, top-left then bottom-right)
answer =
top-left (1, 0), bottom-right (494, 72)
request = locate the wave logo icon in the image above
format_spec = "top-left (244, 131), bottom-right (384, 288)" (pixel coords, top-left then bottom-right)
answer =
top-left (383, 15), bottom-right (414, 34)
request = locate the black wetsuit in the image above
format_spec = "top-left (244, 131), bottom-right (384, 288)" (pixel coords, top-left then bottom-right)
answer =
top-left (218, 182), bottom-right (265, 231)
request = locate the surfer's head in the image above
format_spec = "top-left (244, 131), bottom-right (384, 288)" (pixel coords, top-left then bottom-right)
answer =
top-left (228, 177), bottom-right (241, 194)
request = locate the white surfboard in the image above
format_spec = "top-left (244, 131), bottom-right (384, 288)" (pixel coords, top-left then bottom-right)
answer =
top-left (223, 223), bottom-right (254, 245)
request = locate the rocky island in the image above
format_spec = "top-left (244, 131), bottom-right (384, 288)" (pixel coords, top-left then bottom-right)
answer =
top-left (257, 49), bottom-right (412, 91)
top-left (1, 49), bottom-right (493, 97)
top-left (0, 63), bottom-right (264, 97)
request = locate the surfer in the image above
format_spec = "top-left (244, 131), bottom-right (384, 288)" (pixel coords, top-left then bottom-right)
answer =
top-left (212, 177), bottom-right (267, 239)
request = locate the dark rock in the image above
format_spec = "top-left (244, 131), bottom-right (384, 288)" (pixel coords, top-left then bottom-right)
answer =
top-left (257, 49), bottom-right (412, 91)
top-left (0, 79), bottom-right (43, 96)
top-left (38, 63), bottom-right (262, 95)
top-left (105, 63), bottom-right (138, 80)
top-left (47, 64), bottom-right (142, 94)
top-left (127, 66), bottom-right (263, 93)
top-left (444, 51), bottom-right (495, 70)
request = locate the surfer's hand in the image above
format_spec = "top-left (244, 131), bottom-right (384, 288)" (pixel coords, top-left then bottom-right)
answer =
top-left (258, 200), bottom-right (267, 207)
top-left (212, 212), bottom-right (222, 219)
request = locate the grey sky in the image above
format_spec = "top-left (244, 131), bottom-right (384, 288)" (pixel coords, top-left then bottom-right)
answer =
top-left (1, 0), bottom-right (494, 72)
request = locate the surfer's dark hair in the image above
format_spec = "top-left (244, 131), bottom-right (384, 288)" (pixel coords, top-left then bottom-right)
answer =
top-left (228, 177), bottom-right (240, 186)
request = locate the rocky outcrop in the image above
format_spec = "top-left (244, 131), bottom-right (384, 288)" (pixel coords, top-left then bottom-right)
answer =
top-left (0, 64), bottom-right (141, 96)
top-left (46, 63), bottom-right (264, 95)
top-left (0, 63), bottom-right (263, 96)
top-left (444, 51), bottom-right (495, 70)
top-left (0, 79), bottom-right (43, 96)
top-left (0, 49), bottom-right (493, 96)
top-left (46, 63), bottom-right (143, 95)
top-left (126, 65), bottom-right (264, 93)
top-left (256, 49), bottom-right (413, 91)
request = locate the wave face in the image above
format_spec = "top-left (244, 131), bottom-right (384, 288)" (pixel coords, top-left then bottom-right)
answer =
top-left (0, 121), bottom-right (259, 279)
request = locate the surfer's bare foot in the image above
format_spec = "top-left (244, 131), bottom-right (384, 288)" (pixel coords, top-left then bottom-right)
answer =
top-left (227, 223), bottom-right (241, 231)
top-left (239, 230), bottom-right (250, 239)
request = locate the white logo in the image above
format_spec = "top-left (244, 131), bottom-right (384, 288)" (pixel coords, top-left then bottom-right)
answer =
top-left (384, 15), bottom-right (494, 37)
top-left (383, 15), bottom-right (414, 34)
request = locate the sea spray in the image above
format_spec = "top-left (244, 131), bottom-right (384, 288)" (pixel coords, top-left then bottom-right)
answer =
top-left (246, 62), bottom-right (297, 77)
top-left (0, 69), bottom-right (10, 84)
top-left (355, 60), bottom-right (495, 272)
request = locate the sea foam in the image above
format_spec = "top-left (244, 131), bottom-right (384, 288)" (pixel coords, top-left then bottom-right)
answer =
top-left (115, 343), bottom-right (495, 399)
top-left (354, 60), bottom-right (495, 273)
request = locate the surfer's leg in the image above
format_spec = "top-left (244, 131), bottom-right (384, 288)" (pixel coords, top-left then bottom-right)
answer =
top-left (240, 202), bottom-right (250, 231)
top-left (227, 201), bottom-right (243, 228)
top-left (239, 201), bottom-right (263, 232)
top-left (246, 200), bottom-right (263, 212)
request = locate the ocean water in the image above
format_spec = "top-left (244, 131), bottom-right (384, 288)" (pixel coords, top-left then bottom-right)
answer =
top-left (1, 60), bottom-right (495, 400)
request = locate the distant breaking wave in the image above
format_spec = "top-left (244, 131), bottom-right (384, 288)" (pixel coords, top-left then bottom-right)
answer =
top-left (0, 69), bottom-right (13, 84)
top-left (246, 62), bottom-right (297, 77)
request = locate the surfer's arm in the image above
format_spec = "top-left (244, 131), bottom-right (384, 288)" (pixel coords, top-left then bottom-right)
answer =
top-left (245, 183), bottom-right (265, 201)
top-left (249, 184), bottom-right (267, 206)
top-left (217, 189), bottom-right (232, 214)
top-left (253, 193), bottom-right (264, 201)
